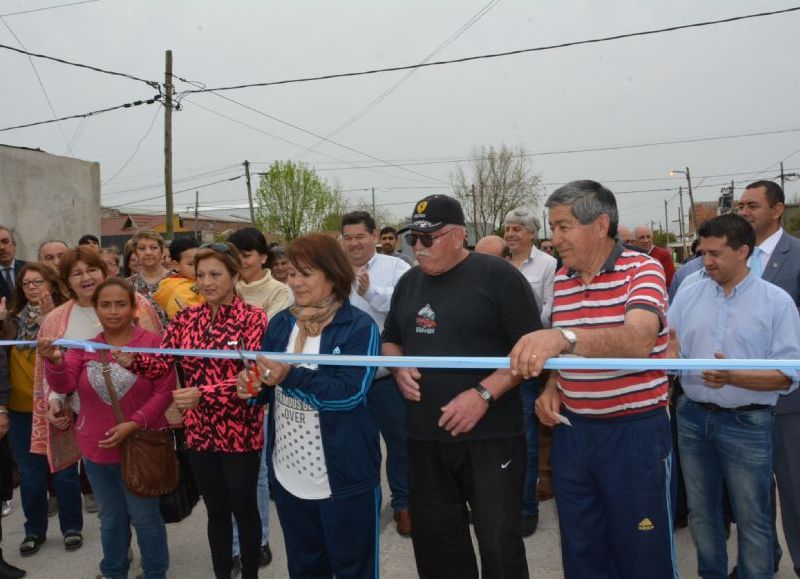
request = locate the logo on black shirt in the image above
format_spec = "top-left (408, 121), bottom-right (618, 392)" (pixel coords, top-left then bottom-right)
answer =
top-left (415, 303), bottom-right (437, 335)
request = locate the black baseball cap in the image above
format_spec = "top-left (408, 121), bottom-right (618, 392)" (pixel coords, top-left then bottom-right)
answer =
top-left (398, 195), bottom-right (466, 234)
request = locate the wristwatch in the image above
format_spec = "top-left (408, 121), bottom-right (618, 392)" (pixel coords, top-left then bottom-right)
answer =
top-left (557, 327), bottom-right (578, 355)
top-left (472, 384), bottom-right (495, 405)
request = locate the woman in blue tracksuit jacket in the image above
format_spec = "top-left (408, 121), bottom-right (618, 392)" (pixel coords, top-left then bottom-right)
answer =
top-left (236, 233), bottom-right (382, 579)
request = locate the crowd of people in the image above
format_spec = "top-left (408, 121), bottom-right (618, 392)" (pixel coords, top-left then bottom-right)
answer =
top-left (0, 177), bottom-right (798, 578)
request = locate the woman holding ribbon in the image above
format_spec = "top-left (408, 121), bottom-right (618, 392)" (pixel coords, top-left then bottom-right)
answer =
top-left (38, 277), bottom-right (175, 579)
top-left (118, 242), bottom-right (267, 579)
top-left (0, 262), bottom-right (73, 559)
top-left (30, 247), bottom-right (161, 554)
top-left (236, 233), bottom-right (381, 579)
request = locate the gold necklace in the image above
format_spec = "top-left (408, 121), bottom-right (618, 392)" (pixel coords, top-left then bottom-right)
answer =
top-left (74, 303), bottom-right (101, 329)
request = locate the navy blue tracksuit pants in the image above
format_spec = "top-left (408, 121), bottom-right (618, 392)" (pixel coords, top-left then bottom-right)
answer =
top-left (273, 480), bottom-right (380, 579)
top-left (552, 407), bottom-right (678, 579)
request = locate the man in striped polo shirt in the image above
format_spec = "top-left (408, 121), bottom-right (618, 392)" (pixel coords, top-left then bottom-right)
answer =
top-left (510, 180), bottom-right (677, 579)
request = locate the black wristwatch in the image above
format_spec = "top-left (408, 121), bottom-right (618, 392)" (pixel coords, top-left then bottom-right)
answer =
top-left (473, 383), bottom-right (494, 405)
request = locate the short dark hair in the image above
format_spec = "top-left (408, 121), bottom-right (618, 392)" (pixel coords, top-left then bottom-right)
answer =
top-left (341, 211), bottom-right (376, 234)
top-left (546, 180), bottom-right (619, 239)
top-left (168, 236), bottom-right (200, 262)
top-left (91, 277), bottom-right (136, 309)
top-left (194, 242), bottom-right (242, 278)
top-left (745, 180), bottom-right (784, 206)
top-left (287, 234), bottom-right (355, 302)
top-left (697, 213), bottom-right (755, 258)
top-left (78, 234), bottom-right (100, 246)
top-left (227, 227), bottom-right (271, 266)
top-left (380, 226), bottom-right (398, 237)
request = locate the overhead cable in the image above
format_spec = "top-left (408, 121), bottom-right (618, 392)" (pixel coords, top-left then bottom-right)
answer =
top-left (181, 6), bottom-right (800, 95)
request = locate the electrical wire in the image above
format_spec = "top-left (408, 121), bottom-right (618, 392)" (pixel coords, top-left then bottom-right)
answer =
top-left (299, 0), bottom-right (500, 158)
top-left (1, 16), bottom-right (73, 153)
top-left (0, 42), bottom-right (159, 88)
top-left (0, 95), bottom-right (161, 132)
top-left (180, 6), bottom-right (800, 96)
top-left (0, 0), bottom-right (100, 18)
top-left (102, 105), bottom-right (162, 186)
top-left (109, 175), bottom-right (243, 208)
top-left (103, 164), bottom-right (243, 197)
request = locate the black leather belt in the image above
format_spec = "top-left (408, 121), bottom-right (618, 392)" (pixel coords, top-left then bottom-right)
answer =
top-left (698, 401), bottom-right (771, 413)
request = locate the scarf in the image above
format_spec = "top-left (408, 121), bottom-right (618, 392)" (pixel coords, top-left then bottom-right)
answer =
top-left (288, 296), bottom-right (341, 353)
top-left (15, 304), bottom-right (42, 342)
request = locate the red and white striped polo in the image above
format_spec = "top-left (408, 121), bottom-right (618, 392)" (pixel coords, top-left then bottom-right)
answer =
top-left (552, 244), bottom-right (669, 418)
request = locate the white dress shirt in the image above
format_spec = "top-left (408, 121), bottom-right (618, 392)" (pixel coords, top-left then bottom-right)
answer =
top-left (515, 245), bottom-right (557, 328)
top-left (350, 252), bottom-right (411, 377)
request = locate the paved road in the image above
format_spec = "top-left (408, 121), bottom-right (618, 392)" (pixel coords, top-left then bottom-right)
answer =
top-left (3, 474), bottom-right (796, 578)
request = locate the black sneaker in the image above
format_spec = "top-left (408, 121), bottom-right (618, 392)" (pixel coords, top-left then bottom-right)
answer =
top-left (230, 555), bottom-right (241, 578)
top-left (259, 543), bottom-right (272, 567)
top-left (521, 514), bottom-right (539, 537)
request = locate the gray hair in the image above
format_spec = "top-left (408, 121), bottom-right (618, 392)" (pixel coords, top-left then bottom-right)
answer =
top-left (38, 239), bottom-right (68, 258)
top-left (545, 180), bottom-right (618, 239)
top-left (0, 225), bottom-right (15, 244)
top-left (504, 207), bottom-right (540, 235)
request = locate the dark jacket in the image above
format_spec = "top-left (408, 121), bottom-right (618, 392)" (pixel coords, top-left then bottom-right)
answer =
top-left (0, 259), bottom-right (27, 303)
top-left (255, 300), bottom-right (380, 499)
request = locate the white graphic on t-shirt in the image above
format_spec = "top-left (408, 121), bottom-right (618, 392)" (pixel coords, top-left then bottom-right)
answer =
top-left (415, 303), bottom-right (437, 335)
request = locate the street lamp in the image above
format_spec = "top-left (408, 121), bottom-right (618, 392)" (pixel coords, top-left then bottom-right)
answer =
top-left (669, 167), bottom-right (698, 234)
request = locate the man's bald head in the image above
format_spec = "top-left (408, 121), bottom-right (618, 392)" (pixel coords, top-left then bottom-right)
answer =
top-left (474, 235), bottom-right (511, 260)
top-left (618, 226), bottom-right (635, 246)
top-left (634, 225), bottom-right (653, 252)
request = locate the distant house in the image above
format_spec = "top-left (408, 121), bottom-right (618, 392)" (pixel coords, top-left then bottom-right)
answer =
top-left (100, 208), bottom-right (255, 250)
top-left (689, 201), bottom-right (719, 232)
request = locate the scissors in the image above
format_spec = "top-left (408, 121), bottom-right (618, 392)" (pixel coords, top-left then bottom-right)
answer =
top-left (237, 347), bottom-right (262, 397)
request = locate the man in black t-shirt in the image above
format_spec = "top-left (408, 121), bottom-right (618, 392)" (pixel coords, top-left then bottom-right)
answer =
top-left (383, 195), bottom-right (540, 579)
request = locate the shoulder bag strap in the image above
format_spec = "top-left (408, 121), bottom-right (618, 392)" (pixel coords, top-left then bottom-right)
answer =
top-left (98, 349), bottom-right (125, 425)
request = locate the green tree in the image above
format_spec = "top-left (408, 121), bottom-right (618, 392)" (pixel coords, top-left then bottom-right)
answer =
top-left (254, 160), bottom-right (342, 241)
top-left (653, 230), bottom-right (677, 247)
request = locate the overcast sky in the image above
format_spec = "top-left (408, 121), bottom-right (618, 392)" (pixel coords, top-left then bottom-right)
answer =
top-left (1, 0), bottom-right (799, 233)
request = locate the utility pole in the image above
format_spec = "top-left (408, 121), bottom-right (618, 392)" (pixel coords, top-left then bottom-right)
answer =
top-left (678, 186), bottom-right (687, 259)
top-left (371, 187), bottom-right (376, 217)
top-left (542, 210), bottom-right (548, 239)
top-left (664, 199), bottom-right (669, 245)
top-left (164, 49), bottom-right (174, 241)
top-left (244, 160), bottom-right (255, 224)
top-left (781, 161), bottom-right (786, 191)
top-left (194, 191), bottom-right (199, 240)
top-left (684, 166), bottom-right (697, 234)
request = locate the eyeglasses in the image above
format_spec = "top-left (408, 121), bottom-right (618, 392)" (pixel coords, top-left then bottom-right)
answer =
top-left (404, 229), bottom-right (451, 248)
top-left (201, 242), bottom-right (232, 254)
top-left (22, 279), bottom-right (46, 288)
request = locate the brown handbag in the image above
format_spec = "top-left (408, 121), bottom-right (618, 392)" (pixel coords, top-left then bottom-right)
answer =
top-left (98, 350), bottom-right (179, 497)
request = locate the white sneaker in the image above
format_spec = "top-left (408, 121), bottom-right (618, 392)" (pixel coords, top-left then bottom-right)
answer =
top-left (1, 500), bottom-right (11, 517)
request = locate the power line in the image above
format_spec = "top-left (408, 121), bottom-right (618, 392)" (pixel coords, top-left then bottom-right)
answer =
top-left (109, 175), bottom-right (243, 208)
top-left (0, 42), bottom-right (159, 88)
top-left (102, 105), bottom-right (162, 186)
top-left (299, 0), bottom-right (500, 158)
top-left (0, 0), bottom-right (100, 18)
top-left (309, 126), bottom-right (800, 172)
top-left (0, 16), bottom-right (73, 153)
top-left (0, 95), bottom-right (161, 132)
top-left (181, 6), bottom-right (800, 96)
top-left (103, 164), bottom-right (242, 197)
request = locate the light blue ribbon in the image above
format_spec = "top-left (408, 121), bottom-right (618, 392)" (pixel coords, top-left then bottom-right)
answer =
top-left (3, 338), bottom-right (797, 371)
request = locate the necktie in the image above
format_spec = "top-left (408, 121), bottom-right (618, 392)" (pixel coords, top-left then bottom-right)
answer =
top-left (750, 247), bottom-right (763, 278)
top-left (2, 267), bottom-right (13, 290)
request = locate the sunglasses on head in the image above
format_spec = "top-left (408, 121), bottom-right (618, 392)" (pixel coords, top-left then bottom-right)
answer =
top-left (201, 242), bottom-right (232, 254)
top-left (404, 229), bottom-right (450, 248)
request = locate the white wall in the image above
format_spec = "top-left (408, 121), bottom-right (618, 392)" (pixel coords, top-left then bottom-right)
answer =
top-left (0, 145), bottom-right (100, 261)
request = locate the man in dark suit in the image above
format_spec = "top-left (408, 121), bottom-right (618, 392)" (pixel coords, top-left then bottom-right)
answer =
top-left (0, 226), bottom-right (26, 305)
top-left (739, 180), bottom-right (800, 576)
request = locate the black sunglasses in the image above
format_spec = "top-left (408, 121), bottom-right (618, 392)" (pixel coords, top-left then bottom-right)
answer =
top-left (201, 242), bottom-right (232, 254)
top-left (404, 229), bottom-right (450, 248)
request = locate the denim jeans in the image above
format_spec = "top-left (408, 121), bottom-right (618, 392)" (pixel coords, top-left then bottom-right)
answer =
top-left (368, 374), bottom-right (409, 512)
top-left (8, 410), bottom-right (82, 538)
top-left (677, 397), bottom-right (775, 579)
top-left (83, 459), bottom-right (169, 579)
top-left (520, 379), bottom-right (540, 517)
top-left (232, 414), bottom-right (270, 557)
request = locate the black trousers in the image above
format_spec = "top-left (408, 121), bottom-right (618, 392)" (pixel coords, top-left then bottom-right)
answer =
top-left (408, 436), bottom-right (529, 579)
top-left (189, 450), bottom-right (262, 579)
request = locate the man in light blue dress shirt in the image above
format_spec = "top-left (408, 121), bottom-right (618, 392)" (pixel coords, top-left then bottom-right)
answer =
top-left (668, 213), bottom-right (800, 579)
